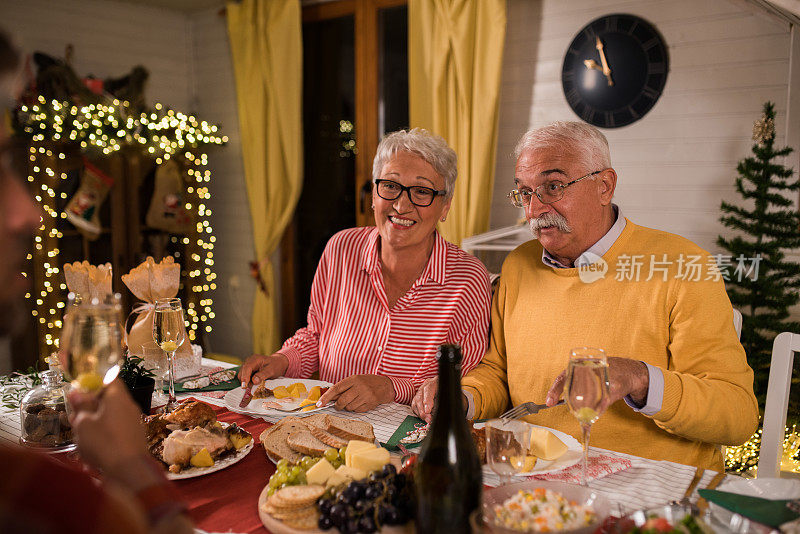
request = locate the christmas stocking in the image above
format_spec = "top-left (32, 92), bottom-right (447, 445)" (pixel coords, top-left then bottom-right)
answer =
top-left (146, 159), bottom-right (193, 234)
top-left (64, 158), bottom-right (113, 240)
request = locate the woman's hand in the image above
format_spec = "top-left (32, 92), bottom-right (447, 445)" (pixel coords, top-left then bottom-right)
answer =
top-left (411, 377), bottom-right (438, 423)
top-left (238, 353), bottom-right (290, 387)
top-left (317, 374), bottom-right (395, 412)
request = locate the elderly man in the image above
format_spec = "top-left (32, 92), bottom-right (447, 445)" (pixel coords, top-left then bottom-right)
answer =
top-left (413, 121), bottom-right (758, 470)
top-left (0, 31), bottom-right (191, 533)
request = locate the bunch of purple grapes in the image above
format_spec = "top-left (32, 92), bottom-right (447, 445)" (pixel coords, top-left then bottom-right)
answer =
top-left (316, 463), bottom-right (415, 533)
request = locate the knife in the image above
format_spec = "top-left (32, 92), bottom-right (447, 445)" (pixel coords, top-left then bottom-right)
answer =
top-left (239, 386), bottom-right (253, 408)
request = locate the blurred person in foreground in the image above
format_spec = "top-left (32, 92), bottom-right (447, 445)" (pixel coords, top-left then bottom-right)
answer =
top-left (412, 121), bottom-right (758, 470)
top-left (240, 128), bottom-right (491, 412)
top-left (0, 30), bottom-right (191, 534)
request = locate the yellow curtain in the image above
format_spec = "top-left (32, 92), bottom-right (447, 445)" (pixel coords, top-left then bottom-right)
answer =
top-left (408, 0), bottom-right (506, 246)
top-left (227, 0), bottom-right (303, 354)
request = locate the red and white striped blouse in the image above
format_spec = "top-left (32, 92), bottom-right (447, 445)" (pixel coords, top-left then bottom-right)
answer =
top-left (278, 226), bottom-right (491, 404)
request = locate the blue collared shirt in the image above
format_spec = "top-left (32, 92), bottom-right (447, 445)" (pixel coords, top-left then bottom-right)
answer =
top-left (541, 205), bottom-right (663, 416)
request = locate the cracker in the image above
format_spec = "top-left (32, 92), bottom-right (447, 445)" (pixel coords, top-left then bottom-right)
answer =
top-left (268, 484), bottom-right (325, 509)
top-left (271, 505), bottom-right (316, 520)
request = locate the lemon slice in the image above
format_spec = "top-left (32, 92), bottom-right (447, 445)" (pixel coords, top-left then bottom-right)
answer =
top-left (74, 371), bottom-right (103, 391)
top-left (160, 341), bottom-right (178, 352)
top-left (575, 407), bottom-right (598, 424)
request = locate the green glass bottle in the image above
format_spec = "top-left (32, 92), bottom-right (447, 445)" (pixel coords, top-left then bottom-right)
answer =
top-left (414, 344), bottom-right (482, 532)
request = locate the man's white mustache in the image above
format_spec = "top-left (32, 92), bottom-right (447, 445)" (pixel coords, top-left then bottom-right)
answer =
top-left (529, 212), bottom-right (572, 234)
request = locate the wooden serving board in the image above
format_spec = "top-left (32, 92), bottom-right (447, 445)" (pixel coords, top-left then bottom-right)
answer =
top-left (257, 484), bottom-right (414, 533)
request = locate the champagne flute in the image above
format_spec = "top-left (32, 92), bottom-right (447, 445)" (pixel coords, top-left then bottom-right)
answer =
top-left (141, 341), bottom-right (168, 407)
top-left (485, 419), bottom-right (531, 485)
top-left (60, 293), bottom-right (124, 394)
top-left (152, 297), bottom-right (185, 413)
top-left (565, 347), bottom-right (610, 486)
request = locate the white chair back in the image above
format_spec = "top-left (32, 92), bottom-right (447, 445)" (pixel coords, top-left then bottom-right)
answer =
top-left (757, 332), bottom-right (800, 478)
top-left (733, 308), bottom-right (742, 340)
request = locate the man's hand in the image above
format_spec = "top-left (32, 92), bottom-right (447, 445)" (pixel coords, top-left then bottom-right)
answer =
top-left (317, 374), bottom-right (395, 413)
top-left (69, 380), bottom-right (147, 474)
top-left (546, 356), bottom-right (649, 410)
top-left (411, 377), bottom-right (438, 423)
top-left (238, 353), bottom-right (290, 387)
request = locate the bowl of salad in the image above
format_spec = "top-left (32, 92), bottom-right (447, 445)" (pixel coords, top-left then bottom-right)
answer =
top-left (616, 504), bottom-right (713, 534)
top-left (479, 480), bottom-right (612, 534)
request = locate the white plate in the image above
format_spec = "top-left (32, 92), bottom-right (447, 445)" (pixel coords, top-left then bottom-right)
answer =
top-left (165, 422), bottom-right (255, 480)
top-left (474, 422), bottom-right (582, 475)
top-left (224, 378), bottom-right (334, 417)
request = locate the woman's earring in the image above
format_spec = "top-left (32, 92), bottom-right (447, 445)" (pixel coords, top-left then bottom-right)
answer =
top-left (440, 217), bottom-right (446, 222)
top-left (371, 205), bottom-right (375, 210)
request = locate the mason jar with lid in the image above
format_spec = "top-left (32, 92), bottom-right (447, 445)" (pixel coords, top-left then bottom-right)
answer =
top-left (19, 370), bottom-right (74, 452)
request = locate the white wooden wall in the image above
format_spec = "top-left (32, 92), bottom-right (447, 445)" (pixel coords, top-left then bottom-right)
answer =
top-left (492, 0), bottom-right (800, 320)
top-left (188, 8), bottom-right (256, 359)
top-left (0, 0), bottom-right (192, 109)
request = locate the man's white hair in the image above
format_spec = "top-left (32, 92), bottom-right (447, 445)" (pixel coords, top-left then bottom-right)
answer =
top-left (514, 121), bottom-right (611, 171)
top-left (372, 128), bottom-right (458, 199)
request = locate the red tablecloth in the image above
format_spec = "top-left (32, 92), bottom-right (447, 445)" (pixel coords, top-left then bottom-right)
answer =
top-left (174, 401), bottom-right (276, 533)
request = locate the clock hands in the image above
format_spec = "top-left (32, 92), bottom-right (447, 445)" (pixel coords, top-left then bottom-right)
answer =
top-left (594, 36), bottom-right (614, 86)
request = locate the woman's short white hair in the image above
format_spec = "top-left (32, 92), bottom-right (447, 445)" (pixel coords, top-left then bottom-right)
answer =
top-left (372, 128), bottom-right (458, 199)
top-left (514, 121), bottom-right (611, 170)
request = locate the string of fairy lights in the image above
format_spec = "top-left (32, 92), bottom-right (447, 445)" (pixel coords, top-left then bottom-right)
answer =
top-left (15, 96), bottom-right (226, 353)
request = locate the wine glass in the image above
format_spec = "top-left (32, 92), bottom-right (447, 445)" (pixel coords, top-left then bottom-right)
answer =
top-left (59, 293), bottom-right (124, 394)
top-left (565, 347), bottom-right (610, 486)
top-left (152, 297), bottom-right (185, 413)
top-left (485, 419), bottom-right (531, 485)
top-left (141, 341), bottom-right (168, 407)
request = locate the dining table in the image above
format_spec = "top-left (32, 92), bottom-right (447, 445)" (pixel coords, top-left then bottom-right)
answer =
top-left (0, 358), bottom-right (778, 534)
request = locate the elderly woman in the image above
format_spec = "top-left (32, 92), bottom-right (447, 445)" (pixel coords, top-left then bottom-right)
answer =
top-left (239, 129), bottom-right (491, 412)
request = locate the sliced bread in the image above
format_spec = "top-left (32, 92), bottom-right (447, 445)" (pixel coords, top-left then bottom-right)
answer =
top-left (324, 415), bottom-right (375, 443)
top-left (260, 417), bottom-right (308, 464)
top-left (286, 430), bottom-right (329, 456)
top-left (309, 425), bottom-right (348, 449)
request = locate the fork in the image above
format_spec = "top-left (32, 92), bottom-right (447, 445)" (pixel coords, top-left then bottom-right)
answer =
top-left (270, 401), bottom-right (335, 413)
top-left (695, 471), bottom-right (727, 514)
top-left (500, 399), bottom-right (565, 420)
top-left (670, 467), bottom-right (705, 508)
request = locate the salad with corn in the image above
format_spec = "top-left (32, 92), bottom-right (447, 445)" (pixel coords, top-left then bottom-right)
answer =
top-left (492, 487), bottom-right (596, 532)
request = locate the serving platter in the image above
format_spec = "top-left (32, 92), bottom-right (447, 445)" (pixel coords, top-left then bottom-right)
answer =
top-left (473, 422), bottom-right (582, 476)
top-left (166, 422), bottom-right (254, 480)
top-left (224, 377), bottom-right (334, 417)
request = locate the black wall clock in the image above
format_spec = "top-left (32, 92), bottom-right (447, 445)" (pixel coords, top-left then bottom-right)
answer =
top-left (561, 14), bottom-right (669, 128)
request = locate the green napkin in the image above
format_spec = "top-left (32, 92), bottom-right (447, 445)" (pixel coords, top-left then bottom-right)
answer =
top-left (697, 489), bottom-right (799, 528)
top-left (383, 415), bottom-right (427, 451)
top-left (167, 366), bottom-right (242, 393)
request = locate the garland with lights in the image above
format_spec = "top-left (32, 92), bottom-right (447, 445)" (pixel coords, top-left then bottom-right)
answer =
top-left (14, 96), bottom-right (226, 358)
top-left (725, 424), bottom-right (800, 475)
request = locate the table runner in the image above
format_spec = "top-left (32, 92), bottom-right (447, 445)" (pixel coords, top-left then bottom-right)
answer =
top-left (175, 400), bottom-right (273, 534)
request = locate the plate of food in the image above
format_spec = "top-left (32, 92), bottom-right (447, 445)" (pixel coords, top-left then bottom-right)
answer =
top-left (472, 422), bottom-right (582, 476)
top-left (143, 400), bottom-right (254, 479)
top-left (478, 479), bottom-right (611, 534)
top-left (224, 378), bottom-right (333, 416)
top-left (615, 504), bottom-right (714, 534)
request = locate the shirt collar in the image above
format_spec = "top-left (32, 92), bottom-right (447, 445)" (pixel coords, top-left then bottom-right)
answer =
top-left (362, 228), bottom-right (448, 285)
top-left (541, 204), bottom-right (626, 269)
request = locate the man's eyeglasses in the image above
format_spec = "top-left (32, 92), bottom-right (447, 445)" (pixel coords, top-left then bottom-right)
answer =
top-left (507, 170), bottom-right (603, 207)
top-left (374, 179), bottom-right (446, 207)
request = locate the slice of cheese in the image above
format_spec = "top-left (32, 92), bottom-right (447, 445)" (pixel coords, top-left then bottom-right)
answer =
top-left (288, 382), bottom-right (308, 398)
top-left (529, 427), bottom-right (568, 461)
top-left (272, 385), bottom-right (290, 399)
top-left (349, 446), bottom-right (390, 474)
top-left (345, 440), bottom-right (375, 466)
top-left (306, 386), bottom-right (321, 402)
top-left (299, 397), bottom-right (317, 408)
top-left (306, 458), bottom-right (336, 485)
top-left (325, 471), bottom-right (350, 489)
top-left (335, 465), bottom-right (367, 481)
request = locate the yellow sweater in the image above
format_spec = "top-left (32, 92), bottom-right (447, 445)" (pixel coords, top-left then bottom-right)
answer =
top-left (463, 220), bottom-right (759, 470)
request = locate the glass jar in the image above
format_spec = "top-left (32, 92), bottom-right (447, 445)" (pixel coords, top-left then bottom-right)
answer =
top-left (19, 370), bottom-right (75, 452)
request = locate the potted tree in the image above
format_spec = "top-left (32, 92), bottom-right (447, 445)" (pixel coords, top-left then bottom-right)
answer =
top-left (119, 354), bottom-right (156, 413)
